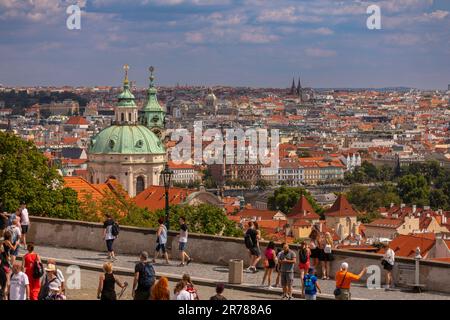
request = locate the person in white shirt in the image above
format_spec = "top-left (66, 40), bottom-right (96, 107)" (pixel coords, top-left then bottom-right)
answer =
top-left (9, 262), bottom-right (29, 300)
top-left (173, 281), bottom-right (194, 300)
top-left (178, 217), bottom-right (192, 267)
top-left (382, 243), bottom-right (395, 289)
top-left (6, 217), bottom-right (22, 265)
top-left (19, 204), bottom-right (30, 248)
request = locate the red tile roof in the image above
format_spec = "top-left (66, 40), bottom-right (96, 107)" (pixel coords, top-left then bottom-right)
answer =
top-left (325, 195), bottom-right (358, 217)
top-left (134, 186), bottom-right (194, 211)
top-left (288, 195), bottom-right (320, 220)
top-left (237, 208), bottom-right (283, 220)
top-left (386, 234), bottom-right (436, 258)
top-left (367, 218), bottom-right (403, 229)
top-left (66, 116), bottom-right (88, 125)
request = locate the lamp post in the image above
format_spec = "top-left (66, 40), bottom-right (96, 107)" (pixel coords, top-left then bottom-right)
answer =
top-left (161, 163), bottom-right (173, 230)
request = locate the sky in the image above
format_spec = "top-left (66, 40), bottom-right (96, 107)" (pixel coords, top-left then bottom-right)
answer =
top-left (0, 0), bottom-right (449, 89)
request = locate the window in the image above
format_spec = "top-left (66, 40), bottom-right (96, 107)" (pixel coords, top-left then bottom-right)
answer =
top-left (136, 176), bottom-right (145, 195)
top-left (121, 113), bottom-right (124, 122)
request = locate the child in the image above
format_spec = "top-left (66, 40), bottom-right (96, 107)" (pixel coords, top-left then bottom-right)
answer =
top-left (302, 267), bottom-right (321, 300)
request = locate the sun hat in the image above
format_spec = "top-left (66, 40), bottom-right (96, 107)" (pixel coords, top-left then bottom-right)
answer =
top-left (45, 264), bottom-right (56, 272)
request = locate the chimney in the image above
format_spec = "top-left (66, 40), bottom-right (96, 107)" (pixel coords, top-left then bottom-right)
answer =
top-left (390, 202), bottom-right (394, 208)
top-left (424, 206), bottom-right (430, 210)
top-left (400, 203), bottom-right (405, 208)
top-left (303, 210), bottom-right (306, 216)
top-left (438, 209), bottom-right (443, 215)
top-left (412, 205), bottom-right (417, 213)
top-left (443, 215), bottom-right (447, 224)
top-left (393, 213), bottom-right (398, 219)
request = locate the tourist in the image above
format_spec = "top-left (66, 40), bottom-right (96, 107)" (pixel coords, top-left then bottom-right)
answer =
top-left (182, 273), bottom-right (199, 300)
top-left (381, 243), bottom-right (395, 290)
top-left (2, 230), bottom-right (18, 266)
top-left (0, 242), bottom-right (9, 300)
top-left (133, 251), bottom-right (155, 300)
top-left (39, 263), bottom-right (64, 300)
top-left (308, 227), bottom-right (321, 269)
top-left (153, 217), bottom-right (169, 264)
top-left (103, 214), bottom-right (117, 261)
top-left (46, 259), bottom-right (65, 295)
top-left (302, 267), bottom-right (321, 300)
top-left (244, 221), bottom-right (261, 273)
top-left (97, 262), bottom-right (126, 300)
top-left (320, 232), bottom-right (334, 280)
top-left (278, 243), bottom-right (296, 300)
top-left (19, 203), bottom-right (30, 248)
top-left (261, 241), bottom-right (277, 288)
top-left (178, 216), bottom-right (192, 267)
top-left (173, 280), bottom-right (191, 300)
top-left (150, 276), bottom-right (170, 300)
top-left (6, 216), bottom-right (21, 265)
top-left (298, 241), bottom-right (311, 292)
top-left (0, 212), bottom-right (8, 239)
top-left (8, 262), bottom-right (29, 300)
top-left (274, 243), bottom-right (284, 288)
top-left (334, 262), bottom-right (367, 300)
top-left (210, 283), bottom-right (227, 300)
top-left (22, 243), bottom-right (42, 300)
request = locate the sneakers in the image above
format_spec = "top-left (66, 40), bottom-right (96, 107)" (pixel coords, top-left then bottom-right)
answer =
top-left (281, 294), bottom-right (287, 300)
top-left (186, 258), bottom-right (193, 265)
top-left (268, 286), bottom-right (274, 290)
top-left (178, 263), bottom-right (186, 267)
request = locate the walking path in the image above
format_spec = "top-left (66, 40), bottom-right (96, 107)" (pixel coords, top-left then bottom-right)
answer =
top-left (24, 245), bottom-right (450, 300)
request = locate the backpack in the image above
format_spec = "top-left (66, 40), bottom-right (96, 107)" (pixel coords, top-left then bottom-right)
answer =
top-left (33, 258), bottom-right (44, 279)
top-left (138, 262), bottom-right (155, 288)
top-left (304, 275), bottom-right (315, 292)
top-left (244, 232), bottom-right (254, 249)
top-left (7, 213), bottom-right (16, 227)
top-left (186, 284), bottom-right (199, 300)
top-left (38, 277), bottom-right (57, 300)
top-left (111, 222), bottom-right (120, 237)
top-left (299, 249), bottom-right (308, 264)
top-left (6, 226), bottom-right (18, 244)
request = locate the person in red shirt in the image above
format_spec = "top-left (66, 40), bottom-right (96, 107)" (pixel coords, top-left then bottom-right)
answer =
top-left (22, 243), bottom-right (42, 300)
top-left (334, 262), bottom-right (367, 300)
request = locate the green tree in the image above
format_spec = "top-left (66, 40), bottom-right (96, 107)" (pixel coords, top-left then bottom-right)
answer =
top-left (397, 174), bottom-right (430, 207)
top-left (256, 179), bottom-right (271, 190)
top-left (0, 131), bottom-right (80, 218)
top-left (267, 186), bottom-right (323, 215)
top-left (429, 189), bottom-right (449, 210)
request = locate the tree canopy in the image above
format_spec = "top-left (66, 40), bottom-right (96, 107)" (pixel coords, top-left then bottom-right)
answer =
top-left (267, 186), bottom-right (323, 215)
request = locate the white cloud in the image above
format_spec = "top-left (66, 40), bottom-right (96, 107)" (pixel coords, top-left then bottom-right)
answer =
top-left (240, 31), bottom-right (278, 44)
top-left (185, 31), bottom-right (205, 44)
top-left (308, 27), bottom-right (334, 36)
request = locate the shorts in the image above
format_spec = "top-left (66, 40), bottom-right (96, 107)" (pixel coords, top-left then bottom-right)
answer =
top-left (305, 294), bottom-right (316, 300)
top-left (249, 247), bottom-right (261, 257)
top-left (179, 242), bottom-right (187, 251)
top-left (320, 253), bottom-right (333, 262)
top-left (280, 272), bottom-right (294, 287)
top-left (11, 246), bottom-right (19, 256)
top-left (156, 243), bottom-right (166, 254)
top-left (383, 263), bottom-right (393, 271)
top-left (310, 248), bottom-right (321, 259)
top-left (134, 289), bottom-right (150, 301)
top-left (106, 239), bottom-right (114, 252)
top-left (267, 259), bottom-right (276, 269)
top-left (21, 225), bottom-right (29, 234)
top-left (335, 289), bottom-right (351, 300)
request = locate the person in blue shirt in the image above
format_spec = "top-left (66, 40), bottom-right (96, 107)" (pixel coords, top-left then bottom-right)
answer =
top-left (302, 267), bottom-right (321, 300)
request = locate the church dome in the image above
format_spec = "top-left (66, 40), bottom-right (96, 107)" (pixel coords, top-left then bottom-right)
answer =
top-left (89, 125), bottom-right (165, 155)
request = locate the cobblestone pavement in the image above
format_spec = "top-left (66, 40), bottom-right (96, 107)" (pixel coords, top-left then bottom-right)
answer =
top-left (28, 245), bottom-right (450, 300)
top-left (60, 267), bottom-right (284, 300)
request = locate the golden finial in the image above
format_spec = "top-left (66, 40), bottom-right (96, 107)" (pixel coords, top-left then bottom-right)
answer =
top-left (123, 64), bottom-right (130, 84)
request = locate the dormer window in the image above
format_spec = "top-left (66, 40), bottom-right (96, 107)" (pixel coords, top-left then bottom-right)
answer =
top-left (136, 140), bottom-right (143, 148)
top-left (109, 140), bottom-right (115, 149)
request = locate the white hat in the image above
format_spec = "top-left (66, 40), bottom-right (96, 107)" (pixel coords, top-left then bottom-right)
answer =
top-left (45, 264), bottom-right (56, 272)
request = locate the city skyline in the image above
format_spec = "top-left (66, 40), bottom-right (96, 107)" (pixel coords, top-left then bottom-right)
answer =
top-left (0, 0), bottom-right (450, 89)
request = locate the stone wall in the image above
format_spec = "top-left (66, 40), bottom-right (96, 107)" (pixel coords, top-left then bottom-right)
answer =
top-left (27, 216), bottom-right (450, 294)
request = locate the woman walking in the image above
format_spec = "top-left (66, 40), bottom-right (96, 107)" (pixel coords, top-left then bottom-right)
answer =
top-left (320, 232), bottom-right (334, 280)
top-left (22, 243), bottom-right (42, 300)
top-left (261, 241), bottom-right (277, 288)
top-left (103, 215), bottom-right (117, 261)
top-left (151, 276), bottom-right (170, 300)
top-left (382, 243), bottom-right (395, 289)
top-left (97, 262), bottom-right (126, 300)
top-left (298, 241), bottom-right (311, 292)
top-left (308, 228), bottom-right (321, 269)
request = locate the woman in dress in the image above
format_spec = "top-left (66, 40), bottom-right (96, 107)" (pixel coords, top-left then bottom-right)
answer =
top-left (22, 243), bottom-right (42, 300)
top-left (298, 241), bottom-right (311, 292)
top-left (320, 232), bottom-right (334, 280)
top-left (261, 241), bottom-right (277, 288)
top-left (308, 228), bottom-right (321, 269)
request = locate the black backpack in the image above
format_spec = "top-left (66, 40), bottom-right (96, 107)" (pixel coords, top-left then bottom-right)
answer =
top-left (33, 259), bottom-right (44, 279)
top-left (111, 222), bottom-right (120, 237)
top-left (244, 232), bottom-right (254, 249)
top-left (138, 262), bottom-right (155, 288)
top-left (299, 249), bottom-right (308, 264)
top-left (38, 277), bottom-right (57, 300)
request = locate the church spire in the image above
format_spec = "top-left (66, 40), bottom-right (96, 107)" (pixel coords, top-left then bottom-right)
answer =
top-left (115, 64), bottom-right (138, 124)
top-left (141, 66), bottom-right (165, 138)
top-left (290, 77), bottom-right (296, 95)
top-left (297, 76), bottom-right (302, 95)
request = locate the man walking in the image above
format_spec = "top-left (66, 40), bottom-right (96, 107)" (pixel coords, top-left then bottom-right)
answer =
top-left (178, 217), bottom-right (192, 267)
top-left (278, 243), bottom-right (296, 300)
top-left (244, 221), bottom-right (261, 273)
top-left (19, 203), bottom-right (30, 248)
top-left (334, 262), bottom-right (367, 300)
top-left (153, 217), bottom-right (169, 264)
top-left (302, 267), bottom-right (321, 300)
top-left (9, 262), bottom-right (30, 300)
top-left (132, 251), bottom-right (155, 300)
top-left (6, 216), bottom-right (21, 265)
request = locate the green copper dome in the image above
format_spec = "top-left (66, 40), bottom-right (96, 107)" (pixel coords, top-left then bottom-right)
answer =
top-left (89, 125), bottom-right (165, 154)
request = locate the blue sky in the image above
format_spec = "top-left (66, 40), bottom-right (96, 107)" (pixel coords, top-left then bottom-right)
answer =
top-left (0, 0), bottom-right (449, 89)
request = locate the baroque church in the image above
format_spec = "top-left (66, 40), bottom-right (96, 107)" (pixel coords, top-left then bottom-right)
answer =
top-left (87, 65), bottom-right (166, 197)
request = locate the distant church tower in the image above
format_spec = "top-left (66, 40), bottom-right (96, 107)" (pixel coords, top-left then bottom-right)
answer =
top-left (141, 66), bottom-right (166, 139)
top-left (290, 78), bottom-right (296, 95)
top-left (205, 88), bottom-right (218, 115)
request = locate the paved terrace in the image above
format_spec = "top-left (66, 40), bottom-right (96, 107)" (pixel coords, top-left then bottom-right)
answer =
top-left (21, 245), bottom-right (450, 300)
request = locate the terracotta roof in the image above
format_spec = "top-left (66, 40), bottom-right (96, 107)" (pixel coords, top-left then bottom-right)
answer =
top-left (64, 177), bottom-right (104, 202)
top-left (386, 234), bottom-right (436, 258)
top-left (325, 195), bottom-right (358, 217)
top-left (292, 219), bottom-right (311, 227)
top-left (367, 218), bottom-right (403, 229)
top-left (237, 208), bottom-right (284, 220)
top-left (168, 160), bottom-right (195, 170)
top-left (66, 116), bottom-right (88, 125)
top-left (134, 186), bottom-right (194, 211)
top-left (288, 195), bottom-right (320, 220)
